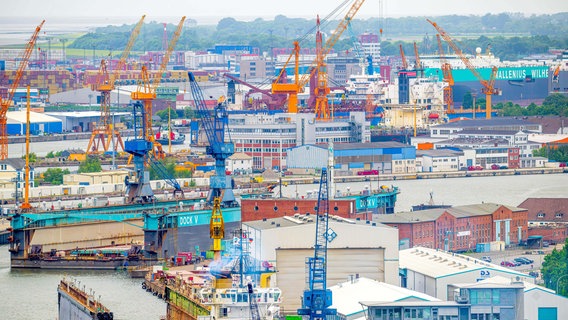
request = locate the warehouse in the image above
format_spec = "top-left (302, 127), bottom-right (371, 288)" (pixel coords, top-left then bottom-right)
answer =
top-left (243, 214), bottom-right (399, 313)
top-left (286, 141), bottom-right (416, 174)
top-left (46, 111), bottom-right (128, 132)
top-left (7, 110), bottom-right (62, 135)
top-left (399, 247), bottom-right (535, 300)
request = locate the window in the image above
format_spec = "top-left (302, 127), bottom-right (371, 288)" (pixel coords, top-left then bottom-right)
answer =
top-left (537, 213), bottom-right (545, 218)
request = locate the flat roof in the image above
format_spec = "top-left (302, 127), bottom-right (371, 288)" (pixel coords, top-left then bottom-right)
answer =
top-left (399, 247), bottom-right (533, 280)
top-left (245, 213), bottom-right (393, 231)
top-left (46, 111), bottom-right (130, 118)
top-left (330, 277), bottom-right (439, 316)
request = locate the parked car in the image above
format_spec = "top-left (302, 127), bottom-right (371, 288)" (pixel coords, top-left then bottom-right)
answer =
top-left (516, 257), bottom-right (534, 264)
top-left (501, 261), bottom-right (516, 267)
top-left (481, 256), bottom-right (492, 263)
top-left (543, 241), bottom-right (550, 247)
top-left (514, 257), bottom-right (531, 265)
top-left (491, 164), bottom-right (500, 170)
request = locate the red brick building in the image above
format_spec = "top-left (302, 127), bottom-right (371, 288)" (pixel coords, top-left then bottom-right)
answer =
top-left (241, 198), bottom-right (358, 222)
top-left (374, 203), bottom-right (528, 252)
top-left (518, 198), bottom-right (568, 245)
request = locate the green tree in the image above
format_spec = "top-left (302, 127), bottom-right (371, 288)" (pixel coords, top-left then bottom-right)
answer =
top-left (183, 106), bottom-right (196, 119)
top-left (42, 168), bottom-right (70, 185)
top-left (46, 151), bottom-right (55, 159)
top-left (78, 157), bottom-right (102, 173)
top-left (542, 238), bottom-right (568, 297)
top-left (21, 152), bottom-right (37, 163)
top-left (156, 107), bottom-right (178, 122)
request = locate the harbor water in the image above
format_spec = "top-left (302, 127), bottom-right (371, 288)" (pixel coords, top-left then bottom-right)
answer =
top-left (0, 174), bottom-right (566, 319)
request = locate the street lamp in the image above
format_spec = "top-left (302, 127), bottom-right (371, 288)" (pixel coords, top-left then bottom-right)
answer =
top-left (557, 274), bottom-right (568, 295)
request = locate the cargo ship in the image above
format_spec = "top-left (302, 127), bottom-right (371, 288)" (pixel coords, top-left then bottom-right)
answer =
top-left (58, 277), bottom-right (113, 320)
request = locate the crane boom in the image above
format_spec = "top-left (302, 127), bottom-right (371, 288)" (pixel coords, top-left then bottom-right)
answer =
top-left (87, 15), bottom-right (145, 154)
top-left (131, 16), bottom-right (186, 158)
top-left (298, 167), bottom-right (337, 319)
top-left (427, 19), bottom-right (499, 119)
top-left (399, 44), bottom-right (408, 70)
top-left (272, 0), bottom-right (365, 119)
top-left (0, 20), bottom-right (44, 160)
top-left (413, 42), bottom-right (421, 70)
top-left (436, 34), bottom-right (454, 112)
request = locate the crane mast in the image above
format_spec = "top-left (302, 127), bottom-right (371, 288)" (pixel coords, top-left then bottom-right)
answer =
top-left (0, 20), bottom-right (44, 160)
top-left (132, 16), bottom-right (186, 159)
top-left (427, 19), bottom-right (499, 119)
top-left (436, 34), bottom-right (454, 112)
top-left (298, 167), bottom-right (337, 319)
top-left (188, 72), bottom-right (236, 207)
top-left (87, 15), bottom-right (145, 154)
top-left (272, 0), bottom-right (365, 120)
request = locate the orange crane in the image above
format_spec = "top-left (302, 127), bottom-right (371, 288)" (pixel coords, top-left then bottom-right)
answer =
top-left (87, 15), bottom-right (145, 154)
top-left (399, 44), bottom-right (408, 70)
top-left (131, 16), bottom-right (185, 159)
top-left (413, 42), bottom-right (422, 77)
top-left (272, 0), bottom-right (366, 120)
top-left (428, 19), bottom-right (499, 119)
top-left (436, 34), bottom-right (454, 112)
top-left (0, 20), bottom-right (44, 160)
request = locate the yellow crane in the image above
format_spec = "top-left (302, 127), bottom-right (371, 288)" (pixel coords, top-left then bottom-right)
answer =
top-left (0, 20), bottom-right (44, 160)
top-left (210, 197), bottom-right (225, 261)
top-left (87, 15), bottom-right (145, 154)
top-left (436, 34), bottom-right (454, 113)
top-left (428, 19), bottom-right (499, 119)
top-left (272, 0), bottom-right (366, 120)
top-left (131, 16), bottom-right (186, 159)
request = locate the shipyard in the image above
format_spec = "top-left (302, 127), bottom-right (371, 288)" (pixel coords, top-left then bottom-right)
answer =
top-left (1, 1), bottom-right (568, 320)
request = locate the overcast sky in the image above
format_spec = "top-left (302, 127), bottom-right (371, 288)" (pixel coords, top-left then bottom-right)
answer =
top-left (2, 0), bottom-right (567, 23)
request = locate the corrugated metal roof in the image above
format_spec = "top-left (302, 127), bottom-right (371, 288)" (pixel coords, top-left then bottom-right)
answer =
top-left (333, 141), bottom-right (409, 150)
top-left (245, 214), bottom-right (391, 230)
top-left (7, 110), bottom-right (61, 124)
top-left (399, 247), bottom-right (530, 279)
top-left (329, 277), bottom-right (440, 316)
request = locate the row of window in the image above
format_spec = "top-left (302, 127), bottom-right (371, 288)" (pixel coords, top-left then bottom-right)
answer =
top-left (234, 139), bottom-right (296, 144)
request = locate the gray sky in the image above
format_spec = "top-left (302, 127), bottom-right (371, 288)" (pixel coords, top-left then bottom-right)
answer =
top-left (2, 0), bottom-right (567, 23)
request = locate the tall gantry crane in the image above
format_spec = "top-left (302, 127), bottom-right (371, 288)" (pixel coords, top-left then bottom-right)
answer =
top-left (399, 44), bottom-right (409, 71)
top-left (131, 16), bottom-right (186, 159)
top-left (0, 20), bottom-right (44, 160)
top-left (188, 72), bottom-right (237, 207)
top-left (87, 15), bottom-right (145, 154)
top-left (272, 0), bottom-right (366, 120)
top-left (428, 19), bottom-right (499, 119)
top-left (298, 167), bottom-right (337, 319)
top-left (436, 34), bottom-right (454, 112)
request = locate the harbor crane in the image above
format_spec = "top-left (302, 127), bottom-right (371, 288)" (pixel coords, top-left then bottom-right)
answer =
top-left (399, 44), bottom-right (409, 71)
top-left (428, 19), bottom-right (499, 119)
top-left (131, 16), bottom-right (185, 159)
top-left (188, 72), bottom-right (237, 207)
top-left (436, 34), bottom-right (454, 112)
top-left (87, 15), bottom-right (145, 154)
top-left (123, 101), bottom-right (183, 203)
top-left (272, 0), bottom-right (366, 120)
top-left (298, 167), bottom-right (337, 319)
top-left (0, 20), bottom-right (44, 160)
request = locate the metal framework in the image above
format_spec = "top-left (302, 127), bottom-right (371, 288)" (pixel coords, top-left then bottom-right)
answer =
top-left (0, 20), bottom-right (44, 160)
top-left (87, 15), bottom-right (145, 154)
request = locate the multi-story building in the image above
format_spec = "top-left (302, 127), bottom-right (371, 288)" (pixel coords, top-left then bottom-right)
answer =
top-left (374, 203), bottom-right (528, 251)
top-left (0, 158), bottom-right (34, 193)
top-left (518, 198), bottom-right (568, 245)
top-left (227, 112), bottom-right (369, 170)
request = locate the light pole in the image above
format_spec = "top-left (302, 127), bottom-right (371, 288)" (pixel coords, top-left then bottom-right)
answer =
top-left (557, 274), bottom-right (568, 295)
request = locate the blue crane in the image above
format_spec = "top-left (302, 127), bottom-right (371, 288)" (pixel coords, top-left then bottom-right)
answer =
top-left (188, 72), bottom-right (237, 207)
top-left (124, 101), bottom-right (183, 203)
top-left (298, 167), bottom-right (337, 319)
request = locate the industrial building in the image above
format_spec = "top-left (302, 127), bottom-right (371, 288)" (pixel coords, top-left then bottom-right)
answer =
top-left (374, 203), bottom-right (528, 251)
top-left (519, 198), bottom-right (568, 245)
top-left (329, 277), bottom-right (441, 320)
top-left (399, 247), bottom-right (534, 301)
top-left (6, 110), bottom-right (62, 135)
top-left (476, 275), bottom-right (568, 320)
top-left (225, 111), bottom-right (369, 170)
top-left (46, 111), bottom-right (128, 133)
top-left (286, 141), bottom-right (416, 175)
top-left (243, 214), bottom-right (399, 313)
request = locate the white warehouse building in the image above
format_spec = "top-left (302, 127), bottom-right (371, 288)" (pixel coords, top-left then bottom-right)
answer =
top-left (243, 214), bottom-right (399, 313)
top-left (400, 247), bottom-right (535, 300)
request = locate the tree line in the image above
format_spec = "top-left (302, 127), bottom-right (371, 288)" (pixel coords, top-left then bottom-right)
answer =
top-left (68, 13), bottom-right (568, 60)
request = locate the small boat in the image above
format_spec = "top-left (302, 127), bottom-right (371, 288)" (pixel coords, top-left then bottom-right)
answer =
top-left (155, 128), bottom-right (185, 145)
top-left (411, 191), bottom-right (452, 211)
